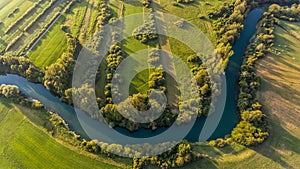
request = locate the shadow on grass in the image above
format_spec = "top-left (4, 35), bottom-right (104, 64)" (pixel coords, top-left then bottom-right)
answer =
top-left (250, 113), bottom-right (300, 169)
top-left (251, 76), bottom-right (300, 168)
top-left (123, 0), bottom-right (143, 7)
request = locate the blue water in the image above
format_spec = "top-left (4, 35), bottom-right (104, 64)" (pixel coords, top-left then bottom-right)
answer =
top-left (0, 9), bottom-right (264, 143)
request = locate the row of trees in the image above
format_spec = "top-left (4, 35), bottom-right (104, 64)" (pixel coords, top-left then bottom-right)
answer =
top-left (211, 0), bottom-right (248, 66)
top-left (133, 141), bottom-right (201, 168)
top-left (44, 34), bottom-right (81, 98)
top-left (4, 0), bottom-right (45, 34)
top-left (133, 13), bottom-right (158, 43)
top-left (269, 3), bottom-right (300, 21)
top-left (230, 11), bottom-right (277, 146)
top-left (0, 84), bottom-right (44, 109)
top-left (148, 49), bottom-right (167, 93)
top-left (187, 54), bottom-right (211, 117)
top-left (0, 56), bottom-right (44, 83)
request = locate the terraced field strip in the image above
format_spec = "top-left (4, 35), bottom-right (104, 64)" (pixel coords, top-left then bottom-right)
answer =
top-left (0, 0), bottom-right (34, 33)
top-left (79, 0), bottom-right (96, 42)
top-left (2, 0), bottom-right (44, 34)
top-left (0, 98), bottom-right (124, 168)
top-left (0, 0), bottom-right (47, 53)
top-left (66, 2), bottom-right (88, 38)
top-left (8, 0), bottom-right (70, 54)
top-left (26, 14), bottom-right (66, 68)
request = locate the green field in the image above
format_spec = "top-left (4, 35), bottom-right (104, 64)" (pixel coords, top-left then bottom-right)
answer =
top-left (0, 0), bottom-right (71, 54)
top-left (28, 17), bottom-right (68, 69)
top-left (160, 0), bottom-right (235, 43)
top-left (0, 0), bottom-right (38, 33)
top-left (95, 0), bottom-right (154, 98)
top-left (0, 98), bottom-right (123, 168)
top-left (65, 1), bottom-right (87, 39)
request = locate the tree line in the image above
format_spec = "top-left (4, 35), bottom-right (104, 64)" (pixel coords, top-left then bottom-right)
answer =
top-left (133, 13), bottom-right (158, 44)
top-left (0, 84), bottom-right (44, 109)
top-left (0, 56), bottom-right (44, 83)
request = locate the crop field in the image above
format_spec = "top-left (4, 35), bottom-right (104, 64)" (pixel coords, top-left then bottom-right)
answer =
top-left (64, 0), bottom-right (100, 43)
top-left (27, 17), bottom-right (68, 69)
top-left (0, 98), bottom-right (122, 168)
top-left (66, 2), bottom-right (88, 39)
top-left (0, 0), bottom-right (38, 34)
top-left (0, 0), bottom-right (71, 55)
top-left (29, 0), bottom-right (103, 69)
top-left (160, 0), bottom-right (235, 43)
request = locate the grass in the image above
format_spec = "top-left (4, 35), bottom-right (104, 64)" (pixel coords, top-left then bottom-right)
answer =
top-left (130, 69), bottom-right (150, 95)
top-left (27, 17), bottom-right (68, 69)
top-left (65, 1), bottom-right (88, 39)
top-left (0, 97), bottom-right (124, 168)
top-left (95, 0), bottom-right (154, 98)
top-left (159, 0), bottom-right (235, 43)
top-left (0, 0), bottom-right (38, 34)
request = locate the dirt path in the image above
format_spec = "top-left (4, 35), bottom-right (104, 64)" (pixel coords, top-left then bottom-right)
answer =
top-left (151, 0), bottom-right (179, 108)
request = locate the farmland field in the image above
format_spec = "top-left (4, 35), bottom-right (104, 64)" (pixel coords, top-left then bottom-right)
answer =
top-left (0, 0), bottom-right (71, 55)
top-left (28, 17), bottom-right (67, 69)
top-left (0, 98), bottom-right (123, 168)
top-left (0, 0), bottom-right (38, 33)
top-left (1, 0), bottom-right (300, 168)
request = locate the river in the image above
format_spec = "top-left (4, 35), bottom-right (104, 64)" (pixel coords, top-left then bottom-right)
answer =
top-left (0, 8), bottom-right (264, 143)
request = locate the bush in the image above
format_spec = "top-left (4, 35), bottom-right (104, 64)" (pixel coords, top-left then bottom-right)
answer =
top-left (133, 14), bottom-right (158, 43)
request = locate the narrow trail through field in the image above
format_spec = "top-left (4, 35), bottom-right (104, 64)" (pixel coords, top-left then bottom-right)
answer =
top-left (151, 0), bottom-right (179, 108)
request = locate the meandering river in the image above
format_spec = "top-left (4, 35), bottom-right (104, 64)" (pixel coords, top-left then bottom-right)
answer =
top-left (0, 8), bottom-right (264, 143)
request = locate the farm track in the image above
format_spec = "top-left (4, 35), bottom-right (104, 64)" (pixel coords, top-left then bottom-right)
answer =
top-left (151, 0), bottom-right (179, 108)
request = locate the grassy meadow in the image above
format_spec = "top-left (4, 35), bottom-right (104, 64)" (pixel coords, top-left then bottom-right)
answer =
top-left (0, 98), bottom-right (124, 168)
top-left (28, 17), bottom-right (68, 69)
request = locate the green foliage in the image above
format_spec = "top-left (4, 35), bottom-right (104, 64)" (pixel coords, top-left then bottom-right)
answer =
top-left (0, 84), bottom-right (44, 109)
top-left (269, 3), bottom-right (300, 21)
top-left (212, 0), bottom-right (247, 65)
top-left (232, 11), bottom-right (277, 146)
top-left (44, 35), bottom-right (81, 97)
top-left (133, 14), bottom-right (158, 43)
top-left (133, 141), bottom-right (201, 168)
top-left (231, 121), bottom-right (269, 146)
top-left (0, 56), bottom-right (44, 83)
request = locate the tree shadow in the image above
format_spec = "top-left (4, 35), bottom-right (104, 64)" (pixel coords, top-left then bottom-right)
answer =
top-left (249, 112), bottom-right (300, 169)
top-left (123, 0), bottom-right (143, 7)
top-left (249, 76), bottom-right (300, 169)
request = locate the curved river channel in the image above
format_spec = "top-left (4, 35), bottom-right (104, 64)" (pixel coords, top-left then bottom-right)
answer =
top-left (0, 9), bottom-right (264, 143)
